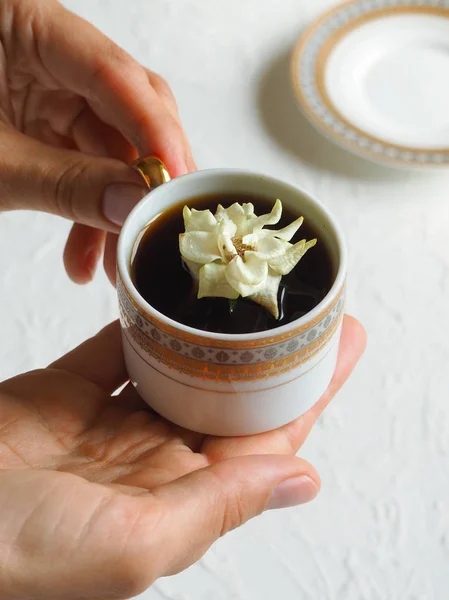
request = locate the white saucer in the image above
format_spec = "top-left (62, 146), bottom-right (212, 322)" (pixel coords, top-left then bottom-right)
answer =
top-left (291, 0), bottom-right (449, 167)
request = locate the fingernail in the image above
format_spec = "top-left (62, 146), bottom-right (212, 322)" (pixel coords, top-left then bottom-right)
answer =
top-left (266, 476), bottom-right (319, 511)
top-left (102, 183), bottom-right (147, 226)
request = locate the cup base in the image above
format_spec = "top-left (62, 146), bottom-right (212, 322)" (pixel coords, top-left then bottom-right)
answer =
top-left (122, 331), bottom-right (340, 437)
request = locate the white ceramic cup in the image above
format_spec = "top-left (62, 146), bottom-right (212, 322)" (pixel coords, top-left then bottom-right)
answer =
top-left (117, 161), bottom-right (346, 436)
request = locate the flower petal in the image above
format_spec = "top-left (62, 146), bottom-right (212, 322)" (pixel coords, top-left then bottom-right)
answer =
top-left (216, 202), bottom-right (253, 226)
top-left (250, 270), bottom-right (282, 319)
top-left (218, 234), bottom-right (237, 263)
top-left (273, 217), bottom-right (304, 241)
top-left (242, 234), bottom-right (290, 259)
top-left (215, 204), bottom-right (226, 219)
top-left (226, 203), bottom-right (246, 224)
top-left (180, 198), bottom-right (317, 319)
top-left (216, 219), bottom-right (237, 262)
top-left (183, 258), bottom-right (202, 281)
top-left (243, 203), bottom-right (255, 217)
top-left (183, 206), bottom-right (192, 230)
top-left (198, 263), bottom-right (239, 299)
top-left (179, 232), bottom-right (221, 264)
top-left (225, 254), bottom-right (268, 297)
top-left (234, 203), bottom-right (257, 236)
top-left (217, 218), bottom-right (237, 239)
top-left (252, 199), bottom-right (282, 231)
top-left (215, 204), bottom-right (235, 223)
top-left (185, 208), bottom-right (217, 232)
top-left (268, 238), bottom-right (317, 275)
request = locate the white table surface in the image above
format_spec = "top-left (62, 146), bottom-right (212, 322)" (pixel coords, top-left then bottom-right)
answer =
top-left (1, 0), bottom-right (449, 598)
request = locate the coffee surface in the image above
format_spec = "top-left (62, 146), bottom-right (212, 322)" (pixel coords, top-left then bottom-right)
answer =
top-left (131, 194), bottom-right (334, 334)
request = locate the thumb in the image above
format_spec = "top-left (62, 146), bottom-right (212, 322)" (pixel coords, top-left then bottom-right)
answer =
top-left (0, 128), bottom-right (148, 230)
top-left (134, 455), bottom-right (320, 582)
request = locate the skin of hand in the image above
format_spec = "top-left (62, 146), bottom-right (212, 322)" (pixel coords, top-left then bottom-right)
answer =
top-left (0, 0), bottom-right (194, 285)
top-left (0, 316), bottom-right (365, 600)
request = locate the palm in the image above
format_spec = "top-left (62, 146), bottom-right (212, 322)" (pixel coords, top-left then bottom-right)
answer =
top-left (0, 319), bottom-right (363, 598)
top-left (0, 315), bottom-right (363, 490)
top-left (1, 368), bottom-right (216, 491)
top-left (0, 350), bottom-right (316, 492)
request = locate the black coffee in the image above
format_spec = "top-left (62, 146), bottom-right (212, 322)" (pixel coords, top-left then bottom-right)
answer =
top-left (131, 194), bottom-right (334, 335)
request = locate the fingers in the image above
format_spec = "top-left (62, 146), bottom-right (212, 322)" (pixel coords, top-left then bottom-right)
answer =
top-left (130, 455), bottom-right (320, 584)
top-left (309, 314), bottom-right (367, 417)
top-left (71, 106), bottom-right (138, 164)
top-left (271, 314), bottom-right (367, 452)
top-left (0, 456), bottom-right (315, 599)
top-left (63, 224), bottom-right (106, 284)
top-left (62, 85), bottom-right (191, 284)
top-left (42, 3), bottom-right (193, 176)
top-left (62, 107), bottom-right (139, 284)
top-left (0, 128), bottom-right (148, 229)
top-left (103, 232), bottom-right (119, 287)
top-left (50, 321), bottom-right (128, 394)
top-left (145, 69), bottom-right (197, 172)
top-left (203, 315), bottom-right (367, 460)
top-left (6, 2), bottom-right (196, 285)
top-left (146, 69), bottom-right (180, 119)
top-left (62, 104), bottom-right (139, 283)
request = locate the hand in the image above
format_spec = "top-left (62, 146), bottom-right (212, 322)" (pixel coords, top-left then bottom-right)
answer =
top-left (0, 0), bottom-right (194, 285)
top-left (0, 316), bottom-right (365, 599)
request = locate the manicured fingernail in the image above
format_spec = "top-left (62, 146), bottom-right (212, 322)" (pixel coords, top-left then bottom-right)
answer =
top-left (266, 476), bottom-right (319, 510)
top-left (102, 183), bottom-right (147, 226)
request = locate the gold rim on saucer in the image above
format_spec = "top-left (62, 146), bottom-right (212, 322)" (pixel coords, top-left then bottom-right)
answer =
top-left (291, 0), bottom-right (449, 167)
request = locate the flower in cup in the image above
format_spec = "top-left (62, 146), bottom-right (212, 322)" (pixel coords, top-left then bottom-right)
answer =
top-left (179, 200), bottom-right (317, 319)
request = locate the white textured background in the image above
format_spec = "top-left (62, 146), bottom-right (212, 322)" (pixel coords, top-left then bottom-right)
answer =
top-left (1, 1), bottom-right (449, 598)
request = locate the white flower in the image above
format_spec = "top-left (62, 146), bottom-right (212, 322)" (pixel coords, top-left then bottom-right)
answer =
top-left (179, 200), bottom-right (317, 319)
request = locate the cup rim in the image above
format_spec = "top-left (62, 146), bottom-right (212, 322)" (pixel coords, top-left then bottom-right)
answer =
top-left (117, 168), bottom-right (347, 342)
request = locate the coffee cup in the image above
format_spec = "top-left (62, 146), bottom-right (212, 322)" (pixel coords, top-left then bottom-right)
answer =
top-left (117, 158), bottom-right (346, 436)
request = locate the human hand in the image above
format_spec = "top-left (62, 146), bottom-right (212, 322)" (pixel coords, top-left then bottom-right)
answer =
top-left (0, 316), bottom-right (365, 599)
top-left (0, 0), bottom-right (194, 285)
